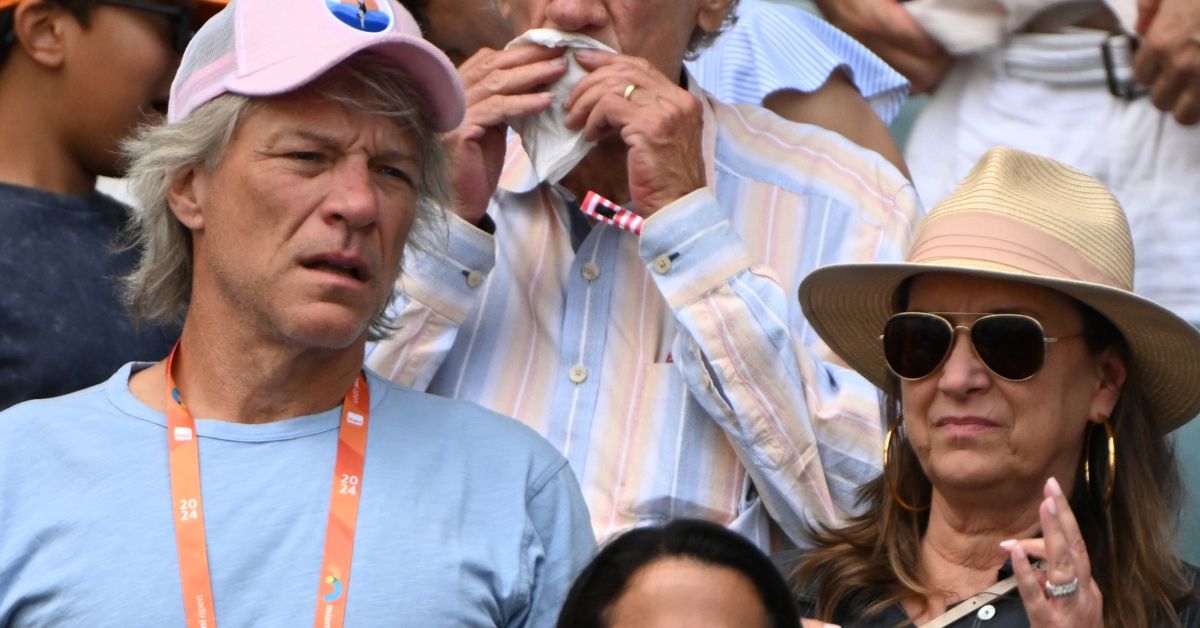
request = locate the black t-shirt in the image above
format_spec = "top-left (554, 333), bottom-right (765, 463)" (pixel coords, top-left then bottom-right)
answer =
top-left (0, 183), bottom-right (177, 410)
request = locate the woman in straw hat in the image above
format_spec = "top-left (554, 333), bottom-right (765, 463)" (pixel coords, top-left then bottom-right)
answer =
top-left (790, 147), bottom-right (1200, 627)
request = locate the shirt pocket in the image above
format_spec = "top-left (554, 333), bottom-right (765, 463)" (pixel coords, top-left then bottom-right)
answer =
top-left (614, 362), bottom-right (744, 524)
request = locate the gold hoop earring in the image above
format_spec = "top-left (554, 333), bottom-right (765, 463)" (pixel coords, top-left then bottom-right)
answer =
top-left (884, 422), bottom-right (928, 512)
top-left (1083, 416), bottom-right (1116, 508)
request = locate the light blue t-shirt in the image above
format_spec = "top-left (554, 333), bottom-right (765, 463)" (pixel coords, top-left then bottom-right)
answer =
top-left (0, 364), bottom-right (596, 627)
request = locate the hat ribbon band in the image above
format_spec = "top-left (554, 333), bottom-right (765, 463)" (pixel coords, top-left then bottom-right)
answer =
top-left (909, 212), bottom-right (1128, 290)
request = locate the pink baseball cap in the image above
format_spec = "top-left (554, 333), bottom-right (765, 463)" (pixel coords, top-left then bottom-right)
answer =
top-left (168, 0), bottom-right (465, 131)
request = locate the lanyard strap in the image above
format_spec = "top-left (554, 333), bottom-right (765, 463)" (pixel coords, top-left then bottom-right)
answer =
top-left (164, 344), bottom-right (370, 628)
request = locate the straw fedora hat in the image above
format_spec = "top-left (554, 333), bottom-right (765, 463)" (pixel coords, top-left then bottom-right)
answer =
top-left (798, 147), bottom-right (1200, 433)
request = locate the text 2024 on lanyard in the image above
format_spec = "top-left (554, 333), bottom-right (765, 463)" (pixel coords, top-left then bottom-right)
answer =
top-left (164, 344), bottom-right (369, 628)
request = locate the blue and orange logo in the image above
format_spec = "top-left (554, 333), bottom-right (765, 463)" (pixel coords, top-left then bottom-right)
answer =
top-left (325, 0), bottom-right (392, 33)
top-left (323, 567), bottom-right (344, 602)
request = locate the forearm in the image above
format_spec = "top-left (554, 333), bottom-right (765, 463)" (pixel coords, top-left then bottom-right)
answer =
top-left (638, 190), bottom-right (888, 543)
top-left (763, 77), bottom-right (910, 178)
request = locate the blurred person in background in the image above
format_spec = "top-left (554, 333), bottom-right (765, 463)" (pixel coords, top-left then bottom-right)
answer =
top-left (0, 0), bottom-right (223, 409)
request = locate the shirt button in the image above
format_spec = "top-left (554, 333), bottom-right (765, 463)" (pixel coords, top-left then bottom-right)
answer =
top-left (568, 364), bottom-right (588, 384)
top-left (581, 262), bottom-right (600, 282)
top-left (465, 270), bottom-right (485, 288)
top-left (652, 254), bottom-right (673, 274)
top-left (977, 604), bottom-right (996, 621)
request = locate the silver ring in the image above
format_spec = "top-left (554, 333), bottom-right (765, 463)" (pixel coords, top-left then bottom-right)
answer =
top-left (622, 83), bottom-right (637, 100)
top-left (1044, 577), bottom-right (1079, 598)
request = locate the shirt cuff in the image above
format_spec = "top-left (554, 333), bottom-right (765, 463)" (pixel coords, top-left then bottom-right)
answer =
top-left (638, 188), bottom-right (755, 308)
top-left (403, 212), bottom-right (496, 321)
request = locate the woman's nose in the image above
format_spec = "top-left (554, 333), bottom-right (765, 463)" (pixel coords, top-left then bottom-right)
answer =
top-left (937, 328), bottom-right (991, 395)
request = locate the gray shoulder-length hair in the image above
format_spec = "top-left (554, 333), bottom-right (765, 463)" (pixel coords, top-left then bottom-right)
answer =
top-left (120, 50), bottom-right (454, 341)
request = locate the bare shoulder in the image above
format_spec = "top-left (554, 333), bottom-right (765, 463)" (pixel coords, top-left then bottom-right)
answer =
top-left (707, 94), bottom-right (914, 206)
top-left (761, 74), bottom-right (910, 178)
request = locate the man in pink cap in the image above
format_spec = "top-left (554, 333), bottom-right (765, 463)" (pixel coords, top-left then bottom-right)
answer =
top-left (0, 0), bottom-right (594, 625)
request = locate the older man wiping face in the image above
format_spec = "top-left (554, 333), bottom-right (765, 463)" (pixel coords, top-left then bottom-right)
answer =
top-left (367, 0), bottom-right (922, 551)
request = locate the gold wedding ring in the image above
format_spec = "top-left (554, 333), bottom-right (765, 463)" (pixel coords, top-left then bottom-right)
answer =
top-left (622, 83), bottom-right (637, 100)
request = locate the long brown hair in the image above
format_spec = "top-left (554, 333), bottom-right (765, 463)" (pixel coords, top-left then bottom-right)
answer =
top-left (793, 302), bottom-right (1196, 627)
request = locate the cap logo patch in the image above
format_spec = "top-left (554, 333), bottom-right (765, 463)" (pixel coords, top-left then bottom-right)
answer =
top-left (325, 0), bottom-right (392, 33)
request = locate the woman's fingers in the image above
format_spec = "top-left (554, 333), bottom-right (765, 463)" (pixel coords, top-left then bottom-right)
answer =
top-left (1002, 477), bottom-right (1105, 626)
top-left (1040, 478), bottom-right (1078, 595)
top-left (1045, 477), bottom-right (1095, 587)
top-left (1009, 542), bottom-right (1050, 609)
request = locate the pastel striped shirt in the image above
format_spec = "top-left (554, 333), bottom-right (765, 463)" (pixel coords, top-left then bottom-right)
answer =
top-left (366, 82), bottom-right (923, 549)
top-left (686, 0), bottom-right (910, 123)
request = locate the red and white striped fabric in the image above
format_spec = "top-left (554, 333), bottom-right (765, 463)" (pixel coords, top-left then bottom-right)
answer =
top-left (580, 191), bottom-right (645, 236)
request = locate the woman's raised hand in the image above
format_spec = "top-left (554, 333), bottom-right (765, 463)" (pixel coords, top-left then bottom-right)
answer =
top-left (1000, 477), bottom-right (1104, 627)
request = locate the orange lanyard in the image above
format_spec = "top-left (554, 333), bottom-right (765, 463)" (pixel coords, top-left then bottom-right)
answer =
top-left (164, 344), bottom-right (370, 628)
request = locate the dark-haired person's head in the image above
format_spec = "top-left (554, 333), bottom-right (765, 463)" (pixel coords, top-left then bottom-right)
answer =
top-left (556, 518), bottom-right (799, 628)
top-left (0, 0), bottom-right (225, 191)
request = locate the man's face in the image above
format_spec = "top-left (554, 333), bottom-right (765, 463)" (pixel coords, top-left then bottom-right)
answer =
top-left (499, 0), bottom-right (730, 80)
top-left (422, 0), bottom-right (513, 65)
top-left (178, 88), bottom-right (421, 351)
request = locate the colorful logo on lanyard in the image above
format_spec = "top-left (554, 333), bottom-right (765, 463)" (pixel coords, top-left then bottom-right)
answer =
top-left (323, 567), bottom-right (345, 602)
top-left (324, 0), bottom-right (392, 32)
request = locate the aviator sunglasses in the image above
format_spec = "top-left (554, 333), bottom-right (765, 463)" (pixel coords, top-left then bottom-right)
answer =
top-left (881, 312), bottom-right (1083, 382)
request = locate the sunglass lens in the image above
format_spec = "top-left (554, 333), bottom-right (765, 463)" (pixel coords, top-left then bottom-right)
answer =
top-left (884, 314), bottom-right (952, 379)
top-left (972, 315), bottom-right (1045, 380)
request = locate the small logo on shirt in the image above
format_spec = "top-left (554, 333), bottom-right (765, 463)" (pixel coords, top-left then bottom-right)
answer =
top-left (173, 427), bottom-right (194, 442)
top-left (325, 0), bottom-right (392, 32)
top-left (347, 411), bottom-right (364, 427)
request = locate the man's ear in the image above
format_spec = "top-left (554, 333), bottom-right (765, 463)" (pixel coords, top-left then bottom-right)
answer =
top-left (1088, 347), bottom-right (1127, 423)
top-left (167, 166), bottom-right (207, 232)
top-left (10, 0), bottom-right (75, 69)
top-left (696, 0), bottom-right (734, 34)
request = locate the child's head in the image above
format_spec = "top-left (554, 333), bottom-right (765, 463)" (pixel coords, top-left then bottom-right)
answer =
top-left (0, 0), bottom-right (224, 184)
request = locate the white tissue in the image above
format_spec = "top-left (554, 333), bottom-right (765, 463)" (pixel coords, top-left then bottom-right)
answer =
top-left (504, 29), bottom-right (617, 183)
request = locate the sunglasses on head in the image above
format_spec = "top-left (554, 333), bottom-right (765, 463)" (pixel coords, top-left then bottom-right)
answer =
top-left (97, 0), bottom-right (197, 53)
top-left (881, 312), bottom-right (1083, 382)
